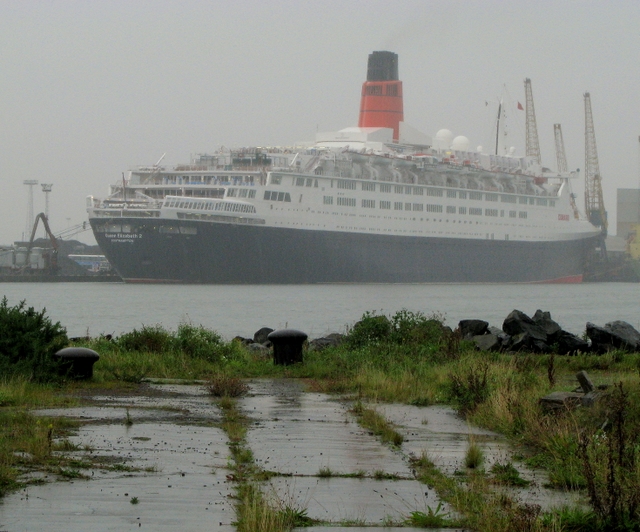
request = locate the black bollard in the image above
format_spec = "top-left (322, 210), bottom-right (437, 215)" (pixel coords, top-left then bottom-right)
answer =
top-left (268, 329), bottom-right (307, 366)
top-left (54, 347), bottom-right (100, 379)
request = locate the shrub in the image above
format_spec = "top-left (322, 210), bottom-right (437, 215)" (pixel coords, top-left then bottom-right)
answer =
top-left (346, 312), bottom-right (391, 348)
top-left (0, 297), bottom-right (68, 382)
top-left (580, 382), bottom-right (640, 530)
top-left (117, 325), bottom-right (175, 353)
top-left (448, 362), bottom-right (490, 415)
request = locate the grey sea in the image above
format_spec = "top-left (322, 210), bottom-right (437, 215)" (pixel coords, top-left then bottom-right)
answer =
top-left (1, 282), bottom-right (638, 340)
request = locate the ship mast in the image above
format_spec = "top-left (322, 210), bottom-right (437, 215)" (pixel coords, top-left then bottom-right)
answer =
top-left (553, 124), bottom-right (568, 173)
top-left (524, 78), bottom-right (541, 164)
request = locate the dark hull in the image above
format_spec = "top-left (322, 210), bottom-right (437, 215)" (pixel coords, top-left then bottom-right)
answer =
top-left (91, 219), bottom-right (597, 284)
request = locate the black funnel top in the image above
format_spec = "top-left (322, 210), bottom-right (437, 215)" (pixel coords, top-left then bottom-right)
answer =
top-left (366, 51), bottom-right (399, 81)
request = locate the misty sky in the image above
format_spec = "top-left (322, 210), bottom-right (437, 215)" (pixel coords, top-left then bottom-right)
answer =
top-left (1, 0), bottom-right (639, 246)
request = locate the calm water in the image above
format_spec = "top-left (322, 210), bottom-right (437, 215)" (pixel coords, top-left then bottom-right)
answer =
top-left (1, 282), bottom-right (638, 339)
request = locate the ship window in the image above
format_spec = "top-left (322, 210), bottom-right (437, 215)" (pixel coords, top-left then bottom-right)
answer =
top-left (536, 198), bottom-right (548, 206)
top-left (380, 200), bottom-right (391, 209)
top-left (296, 177), bottom-right (305, 186)
top-left (413, 187), bottom-right (424, 195)
top-left (249, 190), bottom-right (256, 198)
top-left (459, 191), bottom-right (467, 199)
top-left (509, 210), bottom-right (517, 217)
top-left (264, 191), bottom-right (272, 200)
top-left (314, 179), bottom-right (319, 187)
top-left (284, 193), bottom-right (291, 202)
top-left (413, 203), bottom-right (424, 211)
top-left (106, 224), bottom-right (121, 232)
top-left (427, 188), bottom-right (444, 197)
top-left (365, 84), bottom-right (383, 95)
top-left (306, 178), bottom-right (313, 187)
top-left (394, 202), bottom-right (403, 210)
top-left (549, 200), bottom-right (555, 207)
top-left (501, 195), bottom-right (517, 203)
top-left (227, 188), bottom-right (237, 197)
top-left (405, 186), bottom-right (412, 194)
top-left (238, 189), bottom-right (248, 198)
top-left (529, 198), bottom-right (535, 205)
top-left (470, 192), bottom-right (483, 200)
top-left (362, 199), bottom-right (375, 208)
top-left (469, 207), bottom-right (483, 215)
top-left (337, 197), bottom-right (356, 207)
top-left (446, 206), bottom-right (456, 214)
top-left (395, 185), bottom-right (404, 194)
top-left (337, 180), bottom-right (356, 190)
top-left (362, 182), bottom-right (376, 192)
top-left (485, 209), bottom-right (499, 217)
top-left (426, 204), bottom-right (443, 213)
top-left (159, 225), bottom-right (180, 234)
top-left (323, 196), bottom-right (333, 205)
top-left (270, 175), bottom-right (282, 185)
top-left (386, 84), bottom-right (398, 96)
top-left (519, 211), bottom-right (528, 218)
top-left (519, 197), bottom-right (528, 204)
top-left (458, 206), bottom-right (467, 214)
top-left (206, 203), bottom-right (214, 210)
top-left (380, 184), bottom-right (392, 193)
top-left (486, 193), bottom-right (498, 202)
top-left (405, 203), bottom-right (412, 211)
top-left (447, 190), bottom-right (457, 198)
top-left (277, 192), bottom-right (285, 201)
top-left (180, 226), bottom-right (197, 235)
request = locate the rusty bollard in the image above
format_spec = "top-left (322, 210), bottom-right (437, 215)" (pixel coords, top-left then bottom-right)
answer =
top-left (268, 329), bottom-right (307, 366)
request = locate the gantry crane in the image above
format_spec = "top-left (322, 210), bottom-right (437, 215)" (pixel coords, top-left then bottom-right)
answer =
top-left (584, 92), bottom-right (607, 236)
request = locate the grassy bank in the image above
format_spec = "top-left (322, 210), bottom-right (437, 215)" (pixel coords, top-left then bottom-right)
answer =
top-left (2, 309), bottom-right (640, 529)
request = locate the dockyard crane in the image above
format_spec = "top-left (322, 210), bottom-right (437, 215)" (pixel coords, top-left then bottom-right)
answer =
top-left (584, 92), bottom-right (608, 236)
top-left (553, 124), bottom-right (568, 173)
top-left (524, 78), bottom-right (541, 165)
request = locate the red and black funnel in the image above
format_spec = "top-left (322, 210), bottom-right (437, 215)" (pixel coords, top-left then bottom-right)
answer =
top-left (358, 51), bottom-right (404, 141)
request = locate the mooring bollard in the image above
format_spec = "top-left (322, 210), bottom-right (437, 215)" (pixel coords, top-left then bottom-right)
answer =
top-left (54, 347), bottom-right (100, 379)
top-left (268, 329), bottom-right (307, 366)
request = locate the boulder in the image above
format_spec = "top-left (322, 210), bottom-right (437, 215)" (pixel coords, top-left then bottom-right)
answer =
top-left (308, 336), bottom-right (341, 351)
top-left (246, 343), bottom-right (271, 356)
top-left (532, 310), bottom-right (563, 342)
top-left (509, 332), bottom-right (549, 353)
top-left (604, 321), bottom-right (640, 350)
top-left (556, 331), bottom-right (590, 355)
top-left (233, 336), bottom-right (254, 346)
top-left (253, 327), bottom-right (274, 345)
top-left (539, 391), bottom-right (584, 413)
top-left (503, 310), bottom-right (548, 343)
top-left (586, 321), bottom-right (640, 353)
top-left (472, 333), bottom-right (500, 352)
top-left (459, 319), bottom-right (489, 339)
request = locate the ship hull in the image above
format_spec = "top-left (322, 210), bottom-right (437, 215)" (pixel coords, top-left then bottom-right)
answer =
top-left (91, 218), bottom-right (597, 284)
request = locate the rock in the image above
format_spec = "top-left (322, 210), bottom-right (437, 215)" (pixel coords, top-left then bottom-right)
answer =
top-left (576, 370), bottom-right (595, 393)
top-left (472, 333), bottom-right (500, 352)
top-left (582, 391), bottom-right (601, 407)
top-left (509, 332), bottom-right (549, 353)
top-left (503, 310), bottom-right (548, 343)
top-left (253, 327), bottom-right (274, 345)
top-left (233, 336), bottom-right (254, 346)
top-left (532, 310), bottom-right (563, 342)
top-left (586, 321), bottom-right (640, 353)
top-left (539, 391), bottom-right (584, 412)
top-left (604, 321), bottom-right (640, 350)
top-left (324, 333), bottom-right (346, 344)
top-left (308, 337), bottom-right (341, 351)
top-left (459, 319), bottom-right (489, 339)
top-left (246, 343), bottom-right (270, 356)
top-left (556, 331), bottom-right (590, 355)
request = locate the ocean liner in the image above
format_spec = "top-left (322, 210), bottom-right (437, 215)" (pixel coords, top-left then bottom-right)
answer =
top-left (87, 51), bottom-right (600, 284)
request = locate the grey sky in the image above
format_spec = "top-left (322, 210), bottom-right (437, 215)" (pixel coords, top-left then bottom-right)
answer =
top-left (1, 0), bottom-right (638, 245)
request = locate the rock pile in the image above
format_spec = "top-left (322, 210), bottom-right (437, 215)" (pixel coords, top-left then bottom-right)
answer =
top-left (461, 309), bottom-right (640, 355)
top-left (234, 327), bottom-right (345, 356)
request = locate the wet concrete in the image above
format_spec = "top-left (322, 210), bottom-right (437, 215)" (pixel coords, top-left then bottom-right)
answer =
top-left (377, 403), bottom-right (584, 511)
top-left (0, 385), bottom-right (235, 531)
top-left (0, 379), bottom-right (584, 530)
